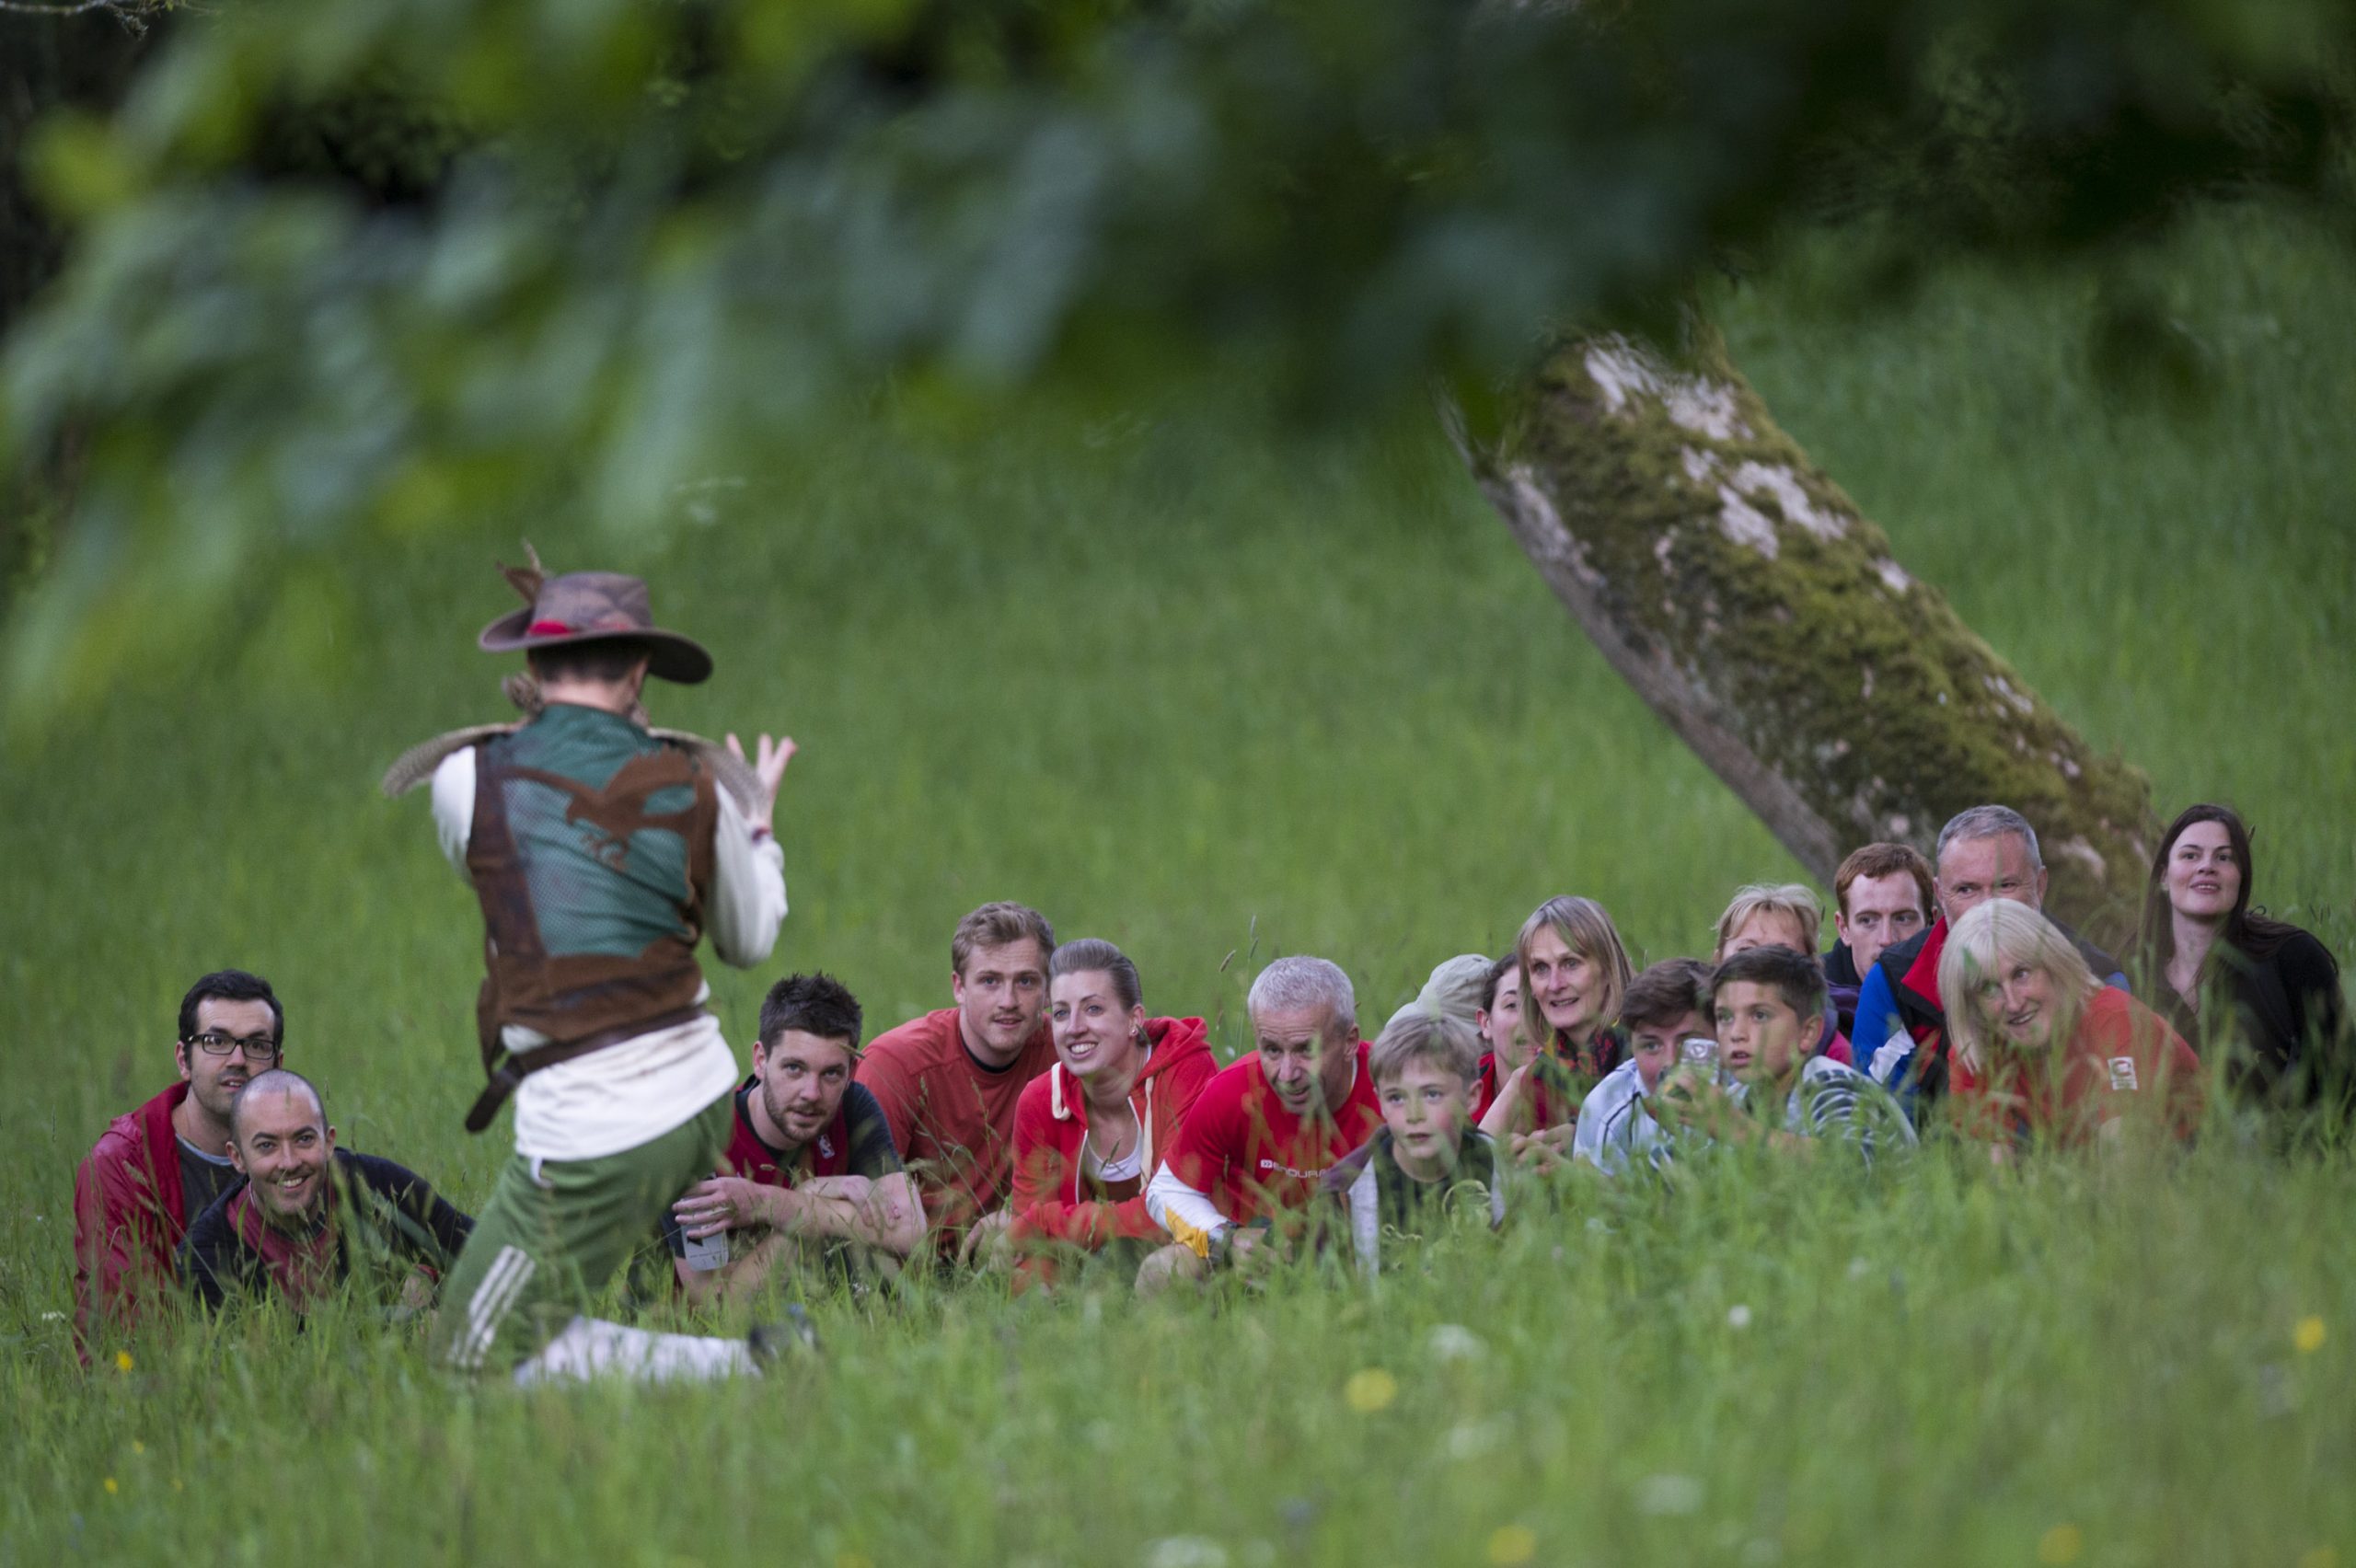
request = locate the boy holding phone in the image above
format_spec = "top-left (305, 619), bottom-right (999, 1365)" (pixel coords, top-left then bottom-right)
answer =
top-left (1654, 947), bottom-right (1915, 1166)
top-left (1575, 960), bottom-right (1715, 1175)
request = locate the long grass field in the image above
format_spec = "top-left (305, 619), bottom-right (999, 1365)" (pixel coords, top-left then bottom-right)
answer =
top-left (2, 202), bottom-right (2350, 1565)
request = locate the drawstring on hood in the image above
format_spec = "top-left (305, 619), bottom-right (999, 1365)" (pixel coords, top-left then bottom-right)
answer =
top-left (1044, 1016), bottom-right (1211, 1205)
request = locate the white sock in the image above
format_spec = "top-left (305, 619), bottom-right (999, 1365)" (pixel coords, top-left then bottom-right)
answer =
top-left (512, 1315), bottom-right (757, 1386)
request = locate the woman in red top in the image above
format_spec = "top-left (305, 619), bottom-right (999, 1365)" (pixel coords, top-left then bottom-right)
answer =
top-left (1937, 900), bottom-right (2204, 1156)
top-left (1470, 956), bottom-right (1530, 1123)
top-left (1006, 939), bottom-right (1215, 1284)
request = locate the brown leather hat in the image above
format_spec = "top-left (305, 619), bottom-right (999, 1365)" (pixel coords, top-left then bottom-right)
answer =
top-left (476, 547), bottom-right (712, 685)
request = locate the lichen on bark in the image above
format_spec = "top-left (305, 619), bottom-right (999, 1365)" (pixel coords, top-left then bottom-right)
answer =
top-left (1454, 329), bottom-right (2156, 939)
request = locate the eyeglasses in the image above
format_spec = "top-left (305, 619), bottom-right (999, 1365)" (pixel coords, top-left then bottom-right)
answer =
top-left (185, 1031), bottom-right (282, 1061)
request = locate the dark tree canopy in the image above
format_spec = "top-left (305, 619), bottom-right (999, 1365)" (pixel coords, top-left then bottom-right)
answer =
top-left (2, 0), bottom-right (2351, 708)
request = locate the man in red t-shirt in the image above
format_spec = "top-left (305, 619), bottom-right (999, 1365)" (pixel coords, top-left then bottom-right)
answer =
top-left (1139, 955), bottom-right (1382, 1293)
top-left (666, 974), bottom-right (924, 1301)
top-left (855, 903), bottom-right (1058, 1263)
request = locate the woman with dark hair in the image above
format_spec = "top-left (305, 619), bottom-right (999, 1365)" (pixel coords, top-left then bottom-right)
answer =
top-left (1004, 940), bottom-right (1215, 1284)
top-left (2136, 803), bottom-right (2349, 1113)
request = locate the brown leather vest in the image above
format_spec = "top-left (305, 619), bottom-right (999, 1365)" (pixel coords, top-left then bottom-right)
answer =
top-left (465, 712), bottom-right (720, 1065)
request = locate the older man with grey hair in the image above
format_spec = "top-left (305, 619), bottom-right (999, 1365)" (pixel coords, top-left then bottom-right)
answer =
top-left (1854, 804), bottom-right (2130, 1113)
top-left (1136, 956), bottom-right (1385, 1294)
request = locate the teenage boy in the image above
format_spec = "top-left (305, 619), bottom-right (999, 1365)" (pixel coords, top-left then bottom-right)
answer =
top-left (1575, 959), bottom-right (1713, 1175)
top-left (74, 970), bottom-right (286, 1354)
top-left (856, 903), bottom-right (1059, 1264)
top-left (1318, 1011), bottom-right (1506, 1278)
top-left (1138, 956), bottom-right (1383, 1294)
top-left (179, 1071), bottom-right (475, 1317)
top-left (1655, 947), bottom-right (1915, 1165)
top-left (664, 974), bottom-right (924, 1302)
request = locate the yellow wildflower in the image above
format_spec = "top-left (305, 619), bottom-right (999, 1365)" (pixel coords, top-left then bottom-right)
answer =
top-left (2038, 1525), bottom-right (2084, 1565)
top-left (2293, 1317), bottom-right (2326, 1355)
top-left (1343, 1368), bottom-right (1398, 1412)
top-left (1487, 1525), bottom-right (1537, 1565)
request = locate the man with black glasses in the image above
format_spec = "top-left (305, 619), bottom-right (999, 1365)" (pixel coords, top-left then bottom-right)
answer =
top-left (74, 969), bottom-right (285, 1355)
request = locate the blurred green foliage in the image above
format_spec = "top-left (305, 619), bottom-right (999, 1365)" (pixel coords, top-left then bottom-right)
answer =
top-left (3, 0), bottom-right (2353, 716)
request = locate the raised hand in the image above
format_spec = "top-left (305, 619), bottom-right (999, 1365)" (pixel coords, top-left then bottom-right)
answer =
top-left (725, 732), bottom-right (798, 834)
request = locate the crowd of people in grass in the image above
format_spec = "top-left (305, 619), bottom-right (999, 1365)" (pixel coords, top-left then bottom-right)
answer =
top-left (67, 559), bottom-right (2353, 1382)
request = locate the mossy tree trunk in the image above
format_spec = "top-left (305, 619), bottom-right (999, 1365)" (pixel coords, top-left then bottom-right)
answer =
top-left (1451, 331), bottom-right (2158, 940)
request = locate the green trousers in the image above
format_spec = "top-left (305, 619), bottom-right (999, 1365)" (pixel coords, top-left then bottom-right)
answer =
top-left (431, 1095), bottom-right (730, 1374)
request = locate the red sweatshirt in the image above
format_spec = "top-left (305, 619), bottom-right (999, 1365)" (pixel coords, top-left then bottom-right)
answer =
top-left (1951, 987), bottom-right (2204, 1146)
top-left (73, 1082), bottom-right (194, 1355)
top-left (1009, 1016), bottom-right (1216, 1251)
top-left (1156, 1040), bottom-right (1384, 1228)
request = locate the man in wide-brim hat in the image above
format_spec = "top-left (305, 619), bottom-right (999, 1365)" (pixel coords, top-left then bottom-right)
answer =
top-left (411, 550), bottom-right (796, 1382)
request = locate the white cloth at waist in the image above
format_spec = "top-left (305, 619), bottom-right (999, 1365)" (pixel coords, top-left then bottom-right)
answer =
top-left (510, 1006), bottom-right (741, 1162)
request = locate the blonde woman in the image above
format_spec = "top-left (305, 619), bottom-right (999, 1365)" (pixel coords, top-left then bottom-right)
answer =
top-left (1713, 882), bottom-right (1823, 960)
top-left (1938, 900), bottom-right (2202, 1153)
top-left (1712, 882), bottom-right (1854, 1064)
top-left (1482, 896), bottom-right (1633, 1152)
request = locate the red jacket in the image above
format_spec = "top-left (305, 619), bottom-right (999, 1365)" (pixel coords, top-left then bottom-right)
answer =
top-left (1009, 1017), bottom-right (1215, 1251)
top-left (1951, 987), bottom-right (2204, 1147)
top-left (73, 1082), bottom-right (194, 1355)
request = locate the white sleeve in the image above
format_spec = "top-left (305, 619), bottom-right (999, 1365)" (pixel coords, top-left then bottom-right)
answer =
top-left (706, 784), bottom-right (787, 969)
top-left (1144, 1161), bottom-right (1230, 1245)
top-left (429, 749), bottom-right (477, 876)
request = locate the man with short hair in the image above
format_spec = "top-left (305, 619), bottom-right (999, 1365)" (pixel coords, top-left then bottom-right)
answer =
top-left (855, 903), bottom-right (1059, 1264)
top-left (1830, 843), bottom-right (1935, 980)
top-left (73, 970), bottom-right (286, 1354)
top-left (1575, 959), bottom-right (1713, 1175)
top-left (413, 553), bottom-right (795, 1382)
top-left (664, 973), bottom-right (924, 1301)
top-left (1825, 843), bottom-right (1936, 1034)
top-left (1653, 948), bottom-right (1914, 1164)
top-left (1317, 1010), bottom-right (1505, 1278)
top-left (179, 1070), bottom-right (475, 1316)
top-left (1138, 956), bottom-right (1384, 1293)
top-left (1852, 806), bottom-right (2129, 1112)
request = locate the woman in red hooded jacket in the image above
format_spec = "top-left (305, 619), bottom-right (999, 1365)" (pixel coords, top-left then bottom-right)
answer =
top-left (1007, 939), bottom-right (1215, 1282)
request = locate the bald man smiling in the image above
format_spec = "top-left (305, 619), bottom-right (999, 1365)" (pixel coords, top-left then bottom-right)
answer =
top-left (178, 1071), bottom-right (474, 1319)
